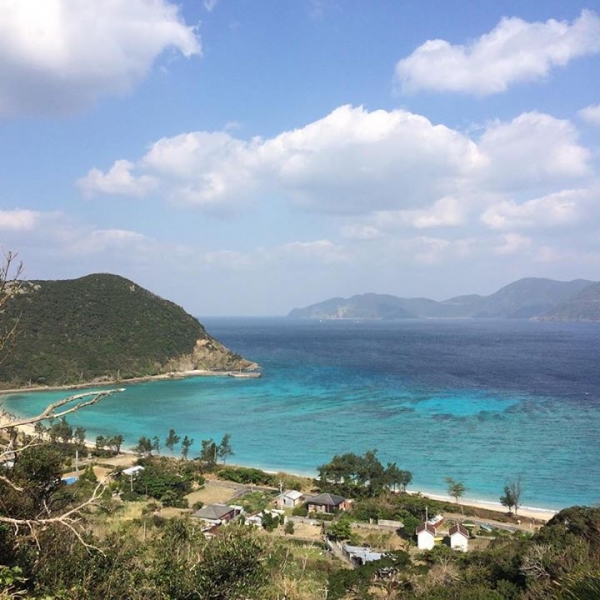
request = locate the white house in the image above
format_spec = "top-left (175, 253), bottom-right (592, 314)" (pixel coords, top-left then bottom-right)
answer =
top-left (276, 490), bottom-right (304, 509)
top-left (343, 544), bottom-right (383, 566)
top-left (449, 524), bottom-right (469, 552)
top-left (416, 522), bottom-right (436, 550)
top-left (123, 465), bottom-right (144, 476)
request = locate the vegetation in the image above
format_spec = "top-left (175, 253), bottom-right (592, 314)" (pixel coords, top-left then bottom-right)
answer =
top-left (500, 476), bottom-right (524, 516)
top-left (316, 450), bottom-right (412, 498)
top-left (2, 420), bottom-right (600, 599)
top-left (2, 256), bottom-right (598, 599)
top-left (445, 476), bottom-right (467, 505)
top-left (0, 272), bottom-right (253, 387)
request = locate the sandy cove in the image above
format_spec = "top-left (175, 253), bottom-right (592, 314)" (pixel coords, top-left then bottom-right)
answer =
top-left (0, 368), bottom-right (252, 397)
top-left (1, 403), bottom-right (557, 523)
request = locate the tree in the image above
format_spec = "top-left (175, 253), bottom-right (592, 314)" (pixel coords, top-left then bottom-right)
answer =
top-left (108, 434), bottom-right (124, 454)
top-left (201, 438), bottom-right (217, 466)
top-left (385, 462), bottom-right (413, 493)
top-left (165, 429), bottom-right (180, 454)
top-left (135, 436), bottom-right (153, 456)
top-left (500, 476), bottom-right (523, 516)
top-left (152, 435), bottom-right (161, 455)
top-left (327, 519), bottom-right (353, 541)
top-left (181, 435), bottom-right (193, 460)
top-left (74, 426), bottom-right (86, 445)
top-left (33, 421), bottom-right (47, 440)
top-left (445, 477), bottom-right (466, 505)
top-left (217, 433), bottom-right (234, 464)
top-left (0, 251), bottom-right (23, 364)
top-left (50, 417), bottom-right (73, 444)
top-left (317, 449), bottom-right (391, 497)
top-left (95, 435), bottom-right (106, 451)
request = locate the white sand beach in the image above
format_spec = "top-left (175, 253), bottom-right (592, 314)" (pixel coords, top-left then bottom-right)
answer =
top-left (0, 408), bottom-right (558, 523)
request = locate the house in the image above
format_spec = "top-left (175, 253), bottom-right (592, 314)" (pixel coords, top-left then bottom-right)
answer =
top-left (449, 523), bottom-right (469, 552)
top-left (191, 503), bottom-right (243, 525)
top-left (343, 544), bottom-right (383, 566)
top-left (277, 489), bottom-right (304, 509)
top-left (416, 522), bottom-right (436, 550)
top-left (306, 493), bottom-right (351, 514)
top-left (123, 465), bottom-right (144, 476)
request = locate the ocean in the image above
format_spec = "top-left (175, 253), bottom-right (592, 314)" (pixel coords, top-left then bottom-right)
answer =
top-left (3, 317), bottom-right (600, 511)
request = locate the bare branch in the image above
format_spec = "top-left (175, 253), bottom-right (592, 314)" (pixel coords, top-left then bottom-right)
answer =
top-left (0, 478), bottom-right (109, 553)
top-left (1, 388), bottom-right (125, 430)
top-left (0, 473), bottom-right (23, 491)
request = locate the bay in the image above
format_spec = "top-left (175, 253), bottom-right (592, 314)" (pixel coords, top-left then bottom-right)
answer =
top-left (4, 317), bottom-right (600, 511)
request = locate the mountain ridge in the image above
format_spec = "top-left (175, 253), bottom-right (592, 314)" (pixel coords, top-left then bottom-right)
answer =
top-left (288, 277), bottom-right (598, 321)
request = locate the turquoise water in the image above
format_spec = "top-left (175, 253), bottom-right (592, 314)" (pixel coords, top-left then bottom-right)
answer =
top-left (3, 318), bottom-right (600, 511)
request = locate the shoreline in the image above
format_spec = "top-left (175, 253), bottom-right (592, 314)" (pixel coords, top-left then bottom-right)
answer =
top-left (0, 408), bottom-right (560, 523)
top-left (255, 465), bottom-right (558, 522)
top-left (0, 368), bottom-right (253, 396)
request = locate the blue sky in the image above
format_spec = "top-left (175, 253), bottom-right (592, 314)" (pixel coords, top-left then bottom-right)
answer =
top-left (1, 0), bottom-right (600, 315)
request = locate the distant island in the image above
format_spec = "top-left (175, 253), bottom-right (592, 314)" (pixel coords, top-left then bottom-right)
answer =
top-left (0, 273), bottom-right (257, 389)
top-left (288, 277), bottom-right (600, 321)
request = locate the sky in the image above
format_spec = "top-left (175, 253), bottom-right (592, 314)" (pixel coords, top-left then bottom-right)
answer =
top-left (1, 0), bottom-right (600, 316)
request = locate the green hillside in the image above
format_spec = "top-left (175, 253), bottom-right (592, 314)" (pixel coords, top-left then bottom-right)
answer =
top-left (0, 273), bottom-right (254, 388)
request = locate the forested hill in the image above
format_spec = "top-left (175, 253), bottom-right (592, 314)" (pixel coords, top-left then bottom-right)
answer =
top-left (0, 273), bottom-right (256, 388)
top-left (288, 277), bottom-right (597, 320)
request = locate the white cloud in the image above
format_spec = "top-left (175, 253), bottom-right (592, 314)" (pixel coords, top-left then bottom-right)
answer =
top-left (578, 104), bottom-right (600, 126)
top-left (80, 105), bottom-right (482, 215)
top-left (478, 112), bottom-right (591, 191)
top-left (481, 188), bottom-right (589, 230)
top-left (203, 0), bottom-right (219, 12)
top-left (0, 0), bottom-right (201, 117)
top-left (494, 233), bottom-right (533, 256)
top-left (70, 229), bottom-right (149, 255)
top-left (0, 209), bottom-right (41, 231)
top-left (395, 10), bottom-right (600, 95)
top-left (371, 196), bottom-right (466, 231)
top-left (78, 160), bottom-right (158, 197)
top-left (78, 106), bottom-right (594, 241)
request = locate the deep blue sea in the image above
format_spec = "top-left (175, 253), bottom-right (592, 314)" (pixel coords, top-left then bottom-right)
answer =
top-left (3, 318), bottom-right (600, 511)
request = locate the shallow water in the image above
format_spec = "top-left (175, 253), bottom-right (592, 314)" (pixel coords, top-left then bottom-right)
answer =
top-left (4, 317), bottom-right (600, 510)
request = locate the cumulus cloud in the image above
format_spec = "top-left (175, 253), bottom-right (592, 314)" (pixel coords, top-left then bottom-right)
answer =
top-left (477, 112), bottom-right (591, 191)
top-left (79, 105), bottom-right (482, 215)
top-left (0, 0), bottom-right (201, 117)
top-left (75, 229), bottom-right (149, 254)
top-left (579, 104), bottom-right (600, 126)
top-left (0, 209), bottom-right (41, 231)
top-left (78, 160), bottom-right (158, 197)
top-left (78, 105), bottom-right (594, 239)
top-left (395, 10), bottom-right (600, 95)
top-left (372, 196), bottom-right (466, 231)
top-left (481, 188), bottom-right (590, 230)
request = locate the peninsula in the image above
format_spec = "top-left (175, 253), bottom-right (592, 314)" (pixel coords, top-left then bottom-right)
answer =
top-left (0, 273), bottom-right (257, 389)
